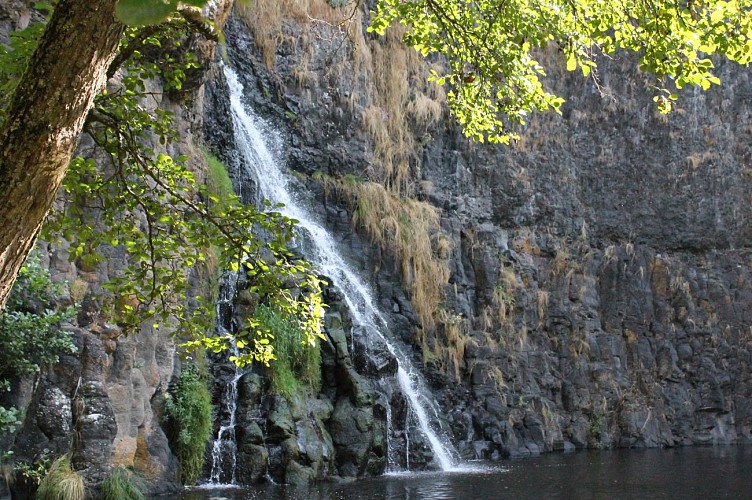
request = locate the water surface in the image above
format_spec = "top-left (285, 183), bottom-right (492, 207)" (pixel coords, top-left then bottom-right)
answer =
top-left (179, 446), bottom-right (751, 499)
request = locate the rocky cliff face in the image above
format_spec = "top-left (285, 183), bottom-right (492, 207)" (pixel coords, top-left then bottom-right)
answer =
top-left (0, 1), bottom-right (232, 497)
top-left (3, 0), bottom-right (752, 495)
top-left (211, 0), bottom-right (752, 468)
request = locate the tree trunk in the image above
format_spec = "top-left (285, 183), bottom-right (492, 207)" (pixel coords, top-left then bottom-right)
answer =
top-left (0, 0), bottom-right (124, 309)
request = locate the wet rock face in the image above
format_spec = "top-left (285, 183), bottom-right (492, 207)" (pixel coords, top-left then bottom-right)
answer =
top-left (208, 281), bottom-right (395, 485)
top-left (216, 3), bottom-right (752, 466)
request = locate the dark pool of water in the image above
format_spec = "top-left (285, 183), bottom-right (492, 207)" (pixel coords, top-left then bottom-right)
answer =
top-left (177, 446), bottom-right (752, 499)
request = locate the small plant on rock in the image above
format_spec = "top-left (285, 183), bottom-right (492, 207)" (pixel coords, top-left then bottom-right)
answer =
top-left (101, 466), bottom-right (146, 500)
top-left (163, 365), bottom-right (213, 485)
top-left (0, 252), bottom-right (77, 434)
top-left (35, 456), bottom-right (85, 500)
top-left (253, 303), bottom-right (322, 398)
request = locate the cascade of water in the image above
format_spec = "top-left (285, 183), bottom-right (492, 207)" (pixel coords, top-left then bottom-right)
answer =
top-left (405, 408), bottom-right (411, 470)
top-left (208, 271), bottom-right (243, 485)
top-left (223, 65), bottom-right (460, 471)
top-left (385, 399), bottom-right (395, 472)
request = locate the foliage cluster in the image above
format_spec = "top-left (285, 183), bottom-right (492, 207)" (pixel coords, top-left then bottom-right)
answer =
top-left (115, 0), bottom-right (207, 26)
top-left (4, 455), bottom-right (50, 486)
top-left (253, 303), bottom-right (322, 398)
top-left (101, 466), bottom-right (146, 500)
top-left (0, 253), bottom-right (77, 434)
top-left (371, 0), bottom-right (752, 143)
top-left (36, 456), bottom-right (85, 500)
top-left (0, 2), bottom-right (50, 126)
top-left (163, 365), bottom-right (213, 485)
top-left (32, 21), bottom-right (327, 366)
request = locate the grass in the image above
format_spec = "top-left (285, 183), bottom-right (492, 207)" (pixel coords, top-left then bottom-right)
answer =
top-left (317, 177), bottom-right (451, 344)
top-left (164, 365), bottom-right (213, 485)
top-left (536, 289), bottom-right (549, 327)
top-left (101, 467), bottom-right (146, 500)
top-left (202, 148), bottom-right (234, 204)
top-left (551, 248), bottom-right (571, 276)
top-left (36, 456), bottom-right (85, 500)
top-left (239, 0), bottom-right (454, 338)
top-left (433, 309), bottom-right (474, 381)
top-left (406, 92), bottom-right (443, 129)
top-left (255, 304), bottom-right (322, 398)
top-left (237, 0), bottom-right (445, 193)
top-left (235, 0), bottom-right (345, 69)
top-left (492, 266), bottom-right (517, 329)
top-left (336, 181), bottom-right (450, 336)
top-left (488, 366), bottom-right (508, 404)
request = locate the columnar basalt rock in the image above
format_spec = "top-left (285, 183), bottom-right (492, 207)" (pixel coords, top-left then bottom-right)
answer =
top-left (216, 2), bottom-right (752, 462)
top-left (3, 1), bottom-right (752, 495)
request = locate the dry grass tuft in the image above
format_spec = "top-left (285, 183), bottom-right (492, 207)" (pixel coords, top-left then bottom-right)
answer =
top-left (235, 0), bottom-right (347, 68)
top-left (36, 457), bottom-right (85, 500)
top-left (492, 265), bottom-right (517, 328)
top-left (536, 289), bottom-right (549, 326)
top-left (407, 92), bottom-right (443, 129)
top-left (433, 309), bottom-right (474, 381)
top-left (328, 179), bottom-right (450, 335)
top-left (551, 248), bottom-right (570, 276)
top-left (488, 365), bottom-right (508, 404)
top-left (686, 150), bottom-right (716, 171)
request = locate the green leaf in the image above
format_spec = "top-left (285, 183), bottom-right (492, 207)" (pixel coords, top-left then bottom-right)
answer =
top-left (115, 0), bottom-right (178, 26)
top-left (566, 53), bottom-right (577, 72)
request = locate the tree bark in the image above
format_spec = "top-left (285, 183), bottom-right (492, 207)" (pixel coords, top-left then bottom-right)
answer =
top-left (0, 0), bottom-right (124, 309)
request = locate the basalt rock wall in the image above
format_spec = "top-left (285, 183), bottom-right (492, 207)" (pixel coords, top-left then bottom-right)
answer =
top-left (2, 0), bottom-right (752, 495)
top-left (217, 1), bottom-right (752, 462)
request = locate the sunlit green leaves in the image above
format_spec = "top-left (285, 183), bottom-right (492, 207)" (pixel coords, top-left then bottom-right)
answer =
top-left (0, 251), bottom-right (77, 433)
top-left (370, 0), bottom-right (752, 143)
top-left (42, 23), bottom-right (325, 367)
top-left (114, 0), bottom-right (212, 26)
top-left (116, 0), bottom-right (178, 26)
top-left (0, 8), bottom-right (47, 127)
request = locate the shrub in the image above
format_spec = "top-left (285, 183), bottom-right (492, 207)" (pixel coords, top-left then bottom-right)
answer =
top-left (36, 456), bottom-right (85, 500)
top-left (164, 365), bottom-right (213, 485)
top-left (0, 253), bottom-right (77, 379)
top-left (254, 304), bottom-right (321, 398)
top-left (0, 252), bottom-right (77, 434)
top-left (0, 405), bottom-right (19, 434)
top-left (101, 466), bottom-right (145, 500)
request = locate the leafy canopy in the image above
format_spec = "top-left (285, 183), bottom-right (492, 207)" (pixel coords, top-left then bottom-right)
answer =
top-left (42, 22), bottom-right (326, 366)
top-left (370, 0), bottom-right (752, 143)
top-left (0, 10), bottom-right (325, 368)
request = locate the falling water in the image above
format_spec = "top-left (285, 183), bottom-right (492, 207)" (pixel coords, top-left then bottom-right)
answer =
top-left (223, 65), bottom-right (460, 471)
top-left (207, 271), bottom-right (243, 485)
top-left (385, 400), bottom-right (396, 472)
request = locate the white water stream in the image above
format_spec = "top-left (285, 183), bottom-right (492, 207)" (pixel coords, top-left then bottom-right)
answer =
top-left (223, 65), bottom-right (462, 472)
top-left (207, 271), bottom-right (243, 485)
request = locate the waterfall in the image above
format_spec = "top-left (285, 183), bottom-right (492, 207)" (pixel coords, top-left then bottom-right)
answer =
top-left (207, 271), bottom-right (243, 485)
top-left (223, 65), bottom-right (461, 472)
